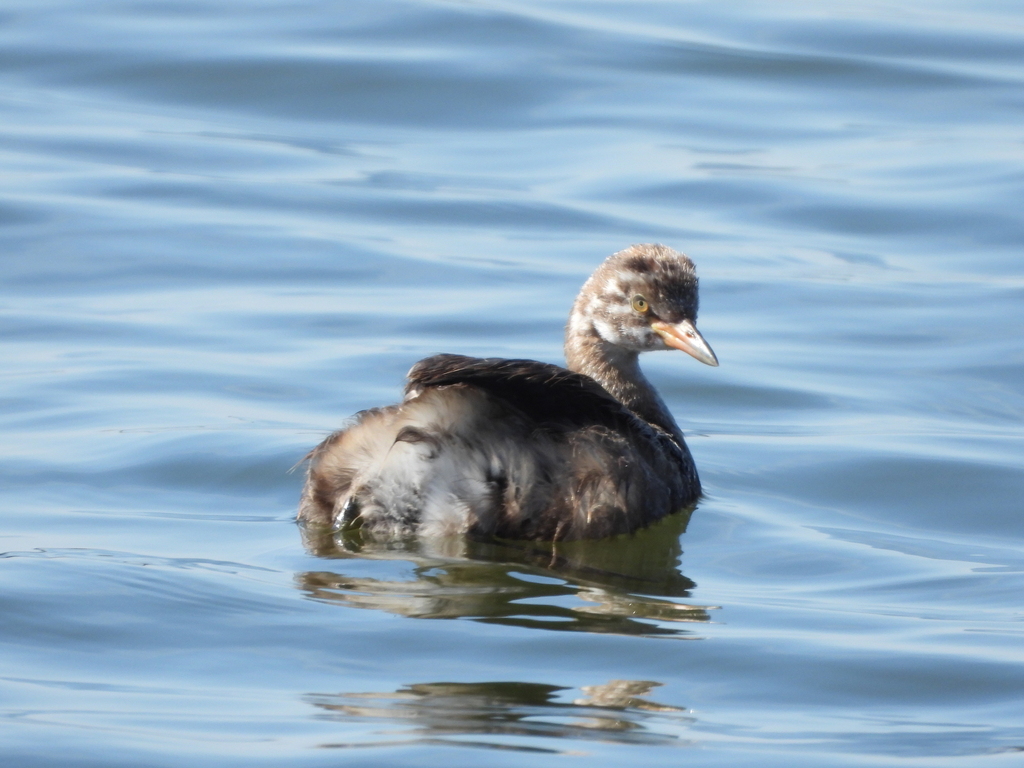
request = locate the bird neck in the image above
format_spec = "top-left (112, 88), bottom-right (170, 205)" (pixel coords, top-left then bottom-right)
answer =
top-left (564, 325), bottom-right (682, 440)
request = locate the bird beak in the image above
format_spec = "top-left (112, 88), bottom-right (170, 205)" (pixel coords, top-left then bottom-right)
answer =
top-left (651, 319), bottom-right (719, 367)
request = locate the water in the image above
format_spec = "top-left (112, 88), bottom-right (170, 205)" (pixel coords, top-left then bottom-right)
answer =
top-left (2, 1), bottom-right (1023, 765)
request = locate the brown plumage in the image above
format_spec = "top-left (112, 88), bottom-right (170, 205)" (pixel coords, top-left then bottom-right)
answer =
top-left (298, 244), bottom-right (718, 541)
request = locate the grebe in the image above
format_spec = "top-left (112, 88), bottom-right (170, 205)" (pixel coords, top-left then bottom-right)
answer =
top-left (298, 244), bottom-right (718, 540)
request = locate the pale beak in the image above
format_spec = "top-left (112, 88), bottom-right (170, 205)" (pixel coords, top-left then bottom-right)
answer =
top-left (651, 319), bottom-right (719, 367)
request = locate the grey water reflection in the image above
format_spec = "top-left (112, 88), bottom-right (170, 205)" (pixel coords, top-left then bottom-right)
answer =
top-left (307, 679), bottom-right (694, 752)
top-left (296, 510), bottom-right (713, 637)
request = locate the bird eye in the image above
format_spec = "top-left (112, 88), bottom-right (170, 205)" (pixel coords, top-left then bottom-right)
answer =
top-left (631, 294), bottom-right (649, 313)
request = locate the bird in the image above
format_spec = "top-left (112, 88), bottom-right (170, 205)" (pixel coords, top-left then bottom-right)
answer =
top-left (298, 243), bottom-right (718, 541)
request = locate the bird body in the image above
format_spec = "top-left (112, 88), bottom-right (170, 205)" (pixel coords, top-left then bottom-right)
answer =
top-left (298, 244), bottom-right (717, 541)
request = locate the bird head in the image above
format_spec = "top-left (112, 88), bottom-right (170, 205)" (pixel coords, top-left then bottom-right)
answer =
top-left (571, 244), bottom-right (718, 366)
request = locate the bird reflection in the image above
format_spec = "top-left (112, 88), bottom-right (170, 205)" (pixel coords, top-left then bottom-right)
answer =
top-left (296, 508), bottom-right (714, 637)
top-left (307, 679), bottom-right (695, 751)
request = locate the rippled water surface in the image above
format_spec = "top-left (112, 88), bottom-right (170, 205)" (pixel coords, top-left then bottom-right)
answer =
top-left (3, 1), bottom-right (1024, 765)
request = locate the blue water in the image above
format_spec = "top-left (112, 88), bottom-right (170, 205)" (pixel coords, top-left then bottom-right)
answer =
top-left (2, 1), bottom-right (1023, 765)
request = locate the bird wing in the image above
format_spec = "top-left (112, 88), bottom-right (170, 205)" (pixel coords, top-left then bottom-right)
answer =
top-left (405, 354), bottom-right (657, 437)
top-left (403, 354), bottom-right (696, 536)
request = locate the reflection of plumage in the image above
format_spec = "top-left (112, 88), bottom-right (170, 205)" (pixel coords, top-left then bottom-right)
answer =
top-left (297, 511), bottom-right (710, 636)
top-left (306, 679), bottom-right (694, 748)
top-left (298, 244), bottom-right (718, 540)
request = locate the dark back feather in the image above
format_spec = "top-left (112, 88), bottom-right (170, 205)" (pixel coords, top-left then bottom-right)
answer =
top-left (405, 353), bottom-right (689, 471)
top-left (408, 354), bottom-right (633, 431)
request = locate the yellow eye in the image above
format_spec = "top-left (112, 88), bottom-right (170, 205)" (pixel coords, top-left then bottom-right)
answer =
top-left (631, 294), bottom-right (649, 313)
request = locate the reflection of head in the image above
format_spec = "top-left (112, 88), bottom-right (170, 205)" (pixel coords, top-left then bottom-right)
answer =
top-left (306, 679), bottom-right (696, 751)
top-left (296, 509), bottom-right (714, 637)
